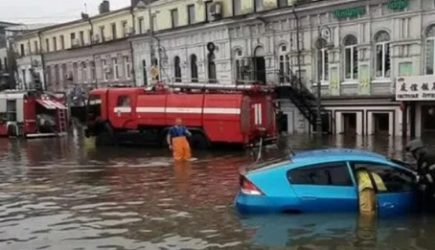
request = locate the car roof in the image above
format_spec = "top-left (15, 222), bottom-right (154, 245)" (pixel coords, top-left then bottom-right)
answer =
top-left (248, 148), bottom-right (409, 175)
top-left (291, 148), bottom-right (387, 164)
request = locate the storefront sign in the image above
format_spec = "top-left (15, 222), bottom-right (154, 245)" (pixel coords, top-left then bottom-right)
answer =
top-left (388, 0), bottom-right (409, 11)
top-left (333, 6), bottom-right (366, 20)
top-left (396, 75), bottom-right (435, 101)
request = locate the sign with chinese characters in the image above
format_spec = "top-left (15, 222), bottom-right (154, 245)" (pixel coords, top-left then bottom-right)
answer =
top-left (396, 75), bottom-right (435, 101)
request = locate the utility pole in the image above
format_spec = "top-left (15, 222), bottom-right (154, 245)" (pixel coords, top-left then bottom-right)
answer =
top-left (315, 28), bottom-right (327, 136)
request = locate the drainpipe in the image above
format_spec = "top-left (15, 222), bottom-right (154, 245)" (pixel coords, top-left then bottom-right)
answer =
top-left (37, 30), bottom-right (46, 91)
top-left (130, 6), bottom-right (136, 86)
top-left (292, 6), bottom-right (302, 89)
top-left (86, 16), bottom-right (98, 89)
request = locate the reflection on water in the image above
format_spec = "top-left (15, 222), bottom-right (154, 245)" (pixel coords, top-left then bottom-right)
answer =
top-left (1, 134), bottom-right (435, 249)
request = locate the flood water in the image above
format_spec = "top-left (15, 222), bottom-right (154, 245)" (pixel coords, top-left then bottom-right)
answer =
top-left (1, 131), bottom-right (435, 250)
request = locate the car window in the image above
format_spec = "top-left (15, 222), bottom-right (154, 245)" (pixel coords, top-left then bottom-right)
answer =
top-left (287, 162), bottom-right (353, 186)
top-left (352, 162), bottom-right (415, 193)
top-left (116, 95), bottom-right (131, 107)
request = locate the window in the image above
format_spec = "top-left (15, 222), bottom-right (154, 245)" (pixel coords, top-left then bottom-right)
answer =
top-left (4, 58), bottom-right (7, 71)
top-left (45, 38), bottom-right (50, 52)
top-left (234, 49), bottom-right (244, 83)
top-left (375, 31), bottom-right (391, 78)
top-left (190, 54), bottom-right (198, 82)
top-left (174, 56), bottom-right (182, 82)
top-left (318, 47), bottom-right (329, 82)
top-left (100, 26), bottom-right (105, 42)
top-left (171, 8), bottom-right (179, 28)
top-left (208, 53), bottom-right (217, 83)
top-left (116, 95), bottom-right (131, 107)
top-left (426, 25), bottom-right (435, 75)
top-left (278, 0), bottom-right (288, 7)
top-left (90, 61), bottom-right (96, 81)
top-left (61, 64), bottom-right (67, 83)
top-left (0, 60), bottom-right (2, 70)
top-left (70, 33), bottom-right (76, 46)
top-left (124, 56), bottom-right (131, 79)
top-left (102, 59), bottom-right (108, 81)
top-left (255, 0), bottom-right (264, 12)
top-left (72, 62), bottom-right (78, 83)
top-left (53, 37), bottom-right (57, 51)
top-left (46, 65), bottom-right (51, 86)
top-left (6, 100), bottom-right (17, 121)
top-left (233, 0), bottom-right (242, 15)
top-left (54, 65), bottom-right (60, 85)
top-left (81, 62), bottom-right (88, 83)
top-left (205, 1), bottom-right (213, 22)
top-left (138, 17), bottom-right (144, 34)
top-left (288, 163), bottom-right (353, 186)
top-left (60, 35), bottom-right (65, 50)
top-left (112, 58), bottom-right (119, 80)
top-left (142, 59), bottom-right (148, 85)
top-left (34, 41), bottom-right (39, 53)
top-left (89, 29), bottom-right (93, 43)
top-left (79, 31), bottom-right (85, 45)
top-left (21, 69), bottom-right (26, 87)
top-left (112, 23), bottom-right (117, 40)
top-left (278, 45), bottom-right (290, 83)
top-left (344, 35), bottom-right (358, 80)
top-left (20, 44), bottom-right (25, 56)
top-left (122, 21), bottom-right (128, 37)
top-left (352, 162), bottom-right (415, 193)
top-left (187, 4), bottom-right (195, 25)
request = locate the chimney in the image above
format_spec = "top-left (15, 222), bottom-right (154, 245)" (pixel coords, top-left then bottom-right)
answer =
top-left (99, 0), bottom-right (110, 14)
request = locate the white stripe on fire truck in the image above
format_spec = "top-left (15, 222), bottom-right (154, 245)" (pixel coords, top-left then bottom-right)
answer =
top-left (114, 107), bottom-right (132, 113)
top-left (134, 107), bottom-right (241, 115)
top-left (136, 107), bottom-right (166, 113)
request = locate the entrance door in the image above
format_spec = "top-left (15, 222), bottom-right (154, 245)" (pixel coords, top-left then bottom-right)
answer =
top-left (343, 113), bottom-right (356, 135)
top-left (373, 113), bottom-right (389, 135)
top-left (422, 105), bottom-right (435, 134)
top-left (254, 57), bottom-right (266, 84)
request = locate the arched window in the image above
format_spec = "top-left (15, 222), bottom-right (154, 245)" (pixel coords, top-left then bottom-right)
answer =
top-left (174, 56), bottom-right (181, 82)
top-left (375, 31), bottom-right (391, 78)
top-left (234, 48), bottom-right (243, 83)
top-left (344, 35), bottom-right (358, 80)
top-left (190, 54), bottom-right (198, 82)
top-left (208, 53), bottom-right (216, 83)
top-left (316, 38), bottom-right (329, 82)
top-left (278, 44), bottom-right (290, 83)
top-left (425, 25), bottom-right (435, 75)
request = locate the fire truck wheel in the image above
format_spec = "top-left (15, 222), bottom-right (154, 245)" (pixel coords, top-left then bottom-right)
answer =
top-left (190, 133), bottom-right (210, 149)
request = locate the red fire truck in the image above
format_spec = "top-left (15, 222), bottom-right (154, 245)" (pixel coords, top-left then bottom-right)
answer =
top-left (85, 83), bottom-right (277, 148)
top-left (0, 90), bottom-right (68, 138)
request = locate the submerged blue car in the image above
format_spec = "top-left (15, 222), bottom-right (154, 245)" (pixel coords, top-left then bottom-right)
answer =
top-left (235, 148), bottom-right (418, 215)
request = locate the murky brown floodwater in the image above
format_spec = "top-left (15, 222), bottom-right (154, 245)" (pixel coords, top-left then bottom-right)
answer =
top-left (1, 131), bottom-right (435, 250)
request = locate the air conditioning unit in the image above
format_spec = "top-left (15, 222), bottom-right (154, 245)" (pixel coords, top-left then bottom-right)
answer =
top-left (210, 2), bottom-right (222, 19)
top-left (71, 39), bottom-right (80, 48)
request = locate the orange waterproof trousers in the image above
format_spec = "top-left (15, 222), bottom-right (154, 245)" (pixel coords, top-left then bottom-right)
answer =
top-left (172, 136), bottom-right (192, 161)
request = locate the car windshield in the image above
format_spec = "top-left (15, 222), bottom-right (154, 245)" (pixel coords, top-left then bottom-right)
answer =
top-left (389, 158), bottom-right (415, 171)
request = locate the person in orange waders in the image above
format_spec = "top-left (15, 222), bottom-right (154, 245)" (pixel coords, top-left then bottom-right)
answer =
top-left (167, 118), bottom-right (192, 161)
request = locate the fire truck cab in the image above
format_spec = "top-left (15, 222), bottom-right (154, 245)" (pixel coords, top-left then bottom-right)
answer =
top-left (85, 83), bottom-right (277, 148)
top-left (0, 90), bottom-right (68, 138)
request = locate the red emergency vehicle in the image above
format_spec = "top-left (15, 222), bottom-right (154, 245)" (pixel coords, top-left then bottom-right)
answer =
top-left (85, 82), bottom-right (277, 148)
top-left (0, 90), bottom-right (68, 138)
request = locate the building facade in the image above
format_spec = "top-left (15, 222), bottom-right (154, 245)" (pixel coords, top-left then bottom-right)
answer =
top-left (11, 0), bottom-right (435, 138)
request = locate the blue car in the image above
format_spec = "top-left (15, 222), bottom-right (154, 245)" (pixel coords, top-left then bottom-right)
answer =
top-left (235, 148), bottom-right (418, 215)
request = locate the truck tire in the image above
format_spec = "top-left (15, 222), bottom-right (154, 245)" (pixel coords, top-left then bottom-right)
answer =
top-left (95, 123), bottom-right (117, 146)
top-left (190, 133), bottom-right (210, 149)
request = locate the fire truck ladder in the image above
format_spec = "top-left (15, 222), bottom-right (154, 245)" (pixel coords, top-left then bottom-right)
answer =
top-left (162, 82), bottom-right (275, 92)
top-left (57, 109), bottom-right (68, 135)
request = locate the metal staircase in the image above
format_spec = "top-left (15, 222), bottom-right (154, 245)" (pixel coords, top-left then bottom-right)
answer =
top-left (276, 71), bottom-right (327, 132)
